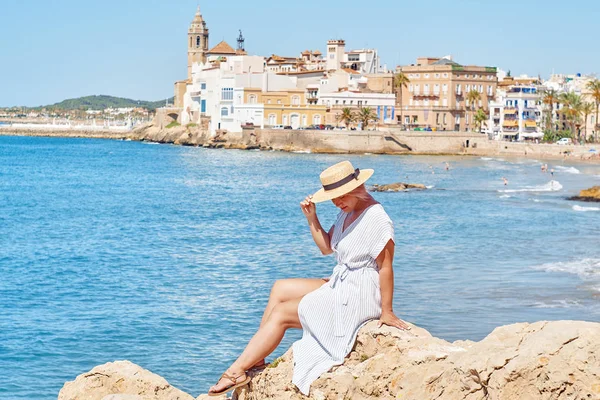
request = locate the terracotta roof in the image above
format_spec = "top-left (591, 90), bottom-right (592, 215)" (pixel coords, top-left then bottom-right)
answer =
top-left (302, 50), bottom-right (311, 55)
top-left (313, 50), bottom-right (322, 55)
top-left (341, 68), bottom-right (361, 75)
top-left (207, 41), bottom-right (237, 55)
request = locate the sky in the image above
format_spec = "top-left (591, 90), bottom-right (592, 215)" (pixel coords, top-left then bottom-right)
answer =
top-left (1, 0), bottom-right (599, 107)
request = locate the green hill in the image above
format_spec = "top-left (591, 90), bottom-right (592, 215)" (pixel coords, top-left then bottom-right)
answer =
top-left (43, 95), bottom-right (174, 111)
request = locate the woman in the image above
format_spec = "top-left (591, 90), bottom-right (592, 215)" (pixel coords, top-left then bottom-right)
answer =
top-left (208, 160), bottom-right (410, 397)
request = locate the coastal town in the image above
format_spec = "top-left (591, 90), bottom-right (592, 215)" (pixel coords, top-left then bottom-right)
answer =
top-left (155, 6), bottom-right (600, 145)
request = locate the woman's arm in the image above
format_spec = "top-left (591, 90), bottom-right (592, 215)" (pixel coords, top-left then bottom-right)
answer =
top-left (300, 196), bottom-right (334, 255)
top-left (376, 240), bottom-right (411, 330)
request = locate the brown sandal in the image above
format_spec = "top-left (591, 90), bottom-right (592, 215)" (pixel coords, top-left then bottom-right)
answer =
top-left (208, 371), bottom-right (251, 397)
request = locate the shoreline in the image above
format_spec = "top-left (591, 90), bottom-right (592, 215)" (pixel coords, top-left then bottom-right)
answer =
top-left (1, 125), bottom-right (599, 164)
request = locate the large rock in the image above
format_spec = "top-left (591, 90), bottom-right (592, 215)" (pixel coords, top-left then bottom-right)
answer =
top-left (569, 186), bottom-right (600, 202)
top-left (60, 321), bottom-right (600, 400)
top-left (58, 360), bottom-right (194, 400)
top-left (229, 320), bottom-right (600, 400)
top-left (370, 183), bottom-right (427, 192)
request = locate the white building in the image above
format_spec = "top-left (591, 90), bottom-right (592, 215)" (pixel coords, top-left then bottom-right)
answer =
top-left (318, 91), bottom-right (397, 124)
top-left (488, 86), bottom-right (542, 141)
top-left (325, 39), bottom-right (384, 74)
top-left (182, 54), bottom-right (266, 133)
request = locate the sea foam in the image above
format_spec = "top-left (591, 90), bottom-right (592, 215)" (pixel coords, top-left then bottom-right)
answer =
top-left (499, 180), bottom-right (563, 193)
top-left (573, 205), bottom-right (600, 212)
top-left (532, 258), bottom-right (600, 279)
top-left (555, 166), bottom-right (581, 174)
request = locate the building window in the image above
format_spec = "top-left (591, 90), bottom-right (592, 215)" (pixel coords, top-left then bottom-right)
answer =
top-left (348, 54), bottom-right (360, 61)
top-left (268, 114), bottom-right (276, 125)
top-left (200, 83), bottom-right (206, 90)
top-left (302, 114), bottom-right (307, 126)
top-left (196, 36), bottom-right (201, 47)
top-left (443, 113), bottom-right (447, 124)
top-left (442, 84), bottom-right (448, 93)
top-left (409, 84), bottom-right (414, 92)
top-left (466, 74), bottom-right (470, 78)
top-left (350, 100), bottom-right (353, 105)
top-left (221, 107), bottom-right (229, 116)
top-left (283, 115), bottom-right (288, 125)
top-left (313, 114), bottom-right (322, 125)
top-left (343, 100), bottom-right (346, 105)
top-left (221, 88), bottom-right (233, 100)
top-left (292, 95), bottom-right (300, 105)
top-left (479, 84), bottom-right (483, 93)
top-left (424, 73), bottom-right (430, 78)
top-left (443, 73), bottom-right (448, 78)
top-left (414, 84), bottom-right (420, 94)
top-left (435, 73), bottom-right (440, 78)
top-left (249, 94), bottom-right (257, 104)
top-left (277, 99), bottom-right (281, 104)
top-left (364, 101), bottom-right (367, 105)
top-left (335, 100), bottom-right (339, 104)
top-left (267, 99), bottom-right (271, 104)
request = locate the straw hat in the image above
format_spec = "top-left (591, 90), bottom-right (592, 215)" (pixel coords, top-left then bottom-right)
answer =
top-left (311, 161), bottom-right (374, 203)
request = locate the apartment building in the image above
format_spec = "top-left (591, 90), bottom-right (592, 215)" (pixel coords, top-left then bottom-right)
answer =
top-left (397, 57), bottom-right (498, 131)
top-left (488, 86), bottom-right (542, 141)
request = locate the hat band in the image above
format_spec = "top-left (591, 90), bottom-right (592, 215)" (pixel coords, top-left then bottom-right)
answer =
top-left (322, 169), bottom-right (360, 191)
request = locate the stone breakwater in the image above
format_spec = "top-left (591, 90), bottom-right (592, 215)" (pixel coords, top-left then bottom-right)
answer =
top-left (2, 123), bottom-right (600, 162)
top-left (58, 320), bottom-right (600, 400)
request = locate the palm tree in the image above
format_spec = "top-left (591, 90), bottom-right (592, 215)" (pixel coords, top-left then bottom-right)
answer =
top-left (465, 90), bottom-right (481, 131)
top-left (541, 88), bottom-right (559, 132)
top-left (586, 79), bottom-right (600, 141)
top-left (559, 92), bottom-right (583, 139)
top-left (581, 101), bottom-right (595, 143)
top-left (336, 107), bottom-right (355, 129)
top-left (474, 108), bottom-right (488, 133)
top-left (356, 107), bottom-right (378, 130)
top-left (393, 72), bottom-right (410, 128)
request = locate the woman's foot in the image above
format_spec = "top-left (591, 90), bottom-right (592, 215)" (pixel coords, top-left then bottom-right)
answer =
top-left (208, 369), bottom-right (250, 397)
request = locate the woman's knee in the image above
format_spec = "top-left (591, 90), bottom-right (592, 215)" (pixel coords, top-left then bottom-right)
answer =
top-left (268, 300), bottom-right (300, 328)
top-left (270, 279), bottom-right (291, 302)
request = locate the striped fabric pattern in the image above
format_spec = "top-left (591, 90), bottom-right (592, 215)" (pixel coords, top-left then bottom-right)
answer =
top-left (292, 204), bottom-right (395, 395)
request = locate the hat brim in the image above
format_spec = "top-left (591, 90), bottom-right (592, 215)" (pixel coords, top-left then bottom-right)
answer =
top-left (311, 169), bottom-right (374, 203)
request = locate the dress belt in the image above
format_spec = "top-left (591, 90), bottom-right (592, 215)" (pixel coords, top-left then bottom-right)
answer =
top-left (329, 263), bottom-right (377, 337)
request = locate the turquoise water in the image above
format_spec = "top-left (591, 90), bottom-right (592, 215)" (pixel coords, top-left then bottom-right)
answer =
top-left (1, 136), bottom-right (599, 399)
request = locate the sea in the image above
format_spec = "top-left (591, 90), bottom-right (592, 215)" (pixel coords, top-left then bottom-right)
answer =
top-left (1, 135), bottom-right (599, 399)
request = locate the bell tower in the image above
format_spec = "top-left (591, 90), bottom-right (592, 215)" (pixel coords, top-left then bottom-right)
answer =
top-left (188, 6), bottom-right (209, 80)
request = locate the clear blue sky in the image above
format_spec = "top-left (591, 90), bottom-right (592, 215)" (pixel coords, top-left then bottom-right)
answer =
top-left (1, 0), bottom-right (598, 107)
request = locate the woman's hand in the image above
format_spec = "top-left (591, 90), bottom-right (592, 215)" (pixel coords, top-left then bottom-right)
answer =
top-left (300, 195), bottom-right (317, 220)
top-left (378, 310), bottom-right (411, 331)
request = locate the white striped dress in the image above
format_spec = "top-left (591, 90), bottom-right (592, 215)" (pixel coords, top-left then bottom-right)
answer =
top-left (292, 203), bottom-right (395, 395)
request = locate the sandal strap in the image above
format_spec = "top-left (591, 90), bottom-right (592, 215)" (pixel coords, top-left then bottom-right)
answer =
top-left (221, 371), bottom-right (245, 384)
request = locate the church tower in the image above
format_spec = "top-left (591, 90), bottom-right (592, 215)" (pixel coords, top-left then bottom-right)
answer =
top-left (187, 6), bottom-right (209, 80)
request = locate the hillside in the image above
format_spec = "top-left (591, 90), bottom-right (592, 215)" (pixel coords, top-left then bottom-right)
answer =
top-left (44, 95), bottom-right (173, 111)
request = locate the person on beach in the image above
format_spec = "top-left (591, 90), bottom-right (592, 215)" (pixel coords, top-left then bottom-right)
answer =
top-left (550, 168), bottom-right (555, 177)
top-left (207, 160), bottom-right (410, 397)
top-left (502, 177), bottom-right (508, 186)
top-left (445, 162), bottom-right (450, 171)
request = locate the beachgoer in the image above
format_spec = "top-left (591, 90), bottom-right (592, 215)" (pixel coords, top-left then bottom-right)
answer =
top-left (445, 162), bottom-right (450, 171)
top-left (550, 168), bottom-right (554, 177)
top-left (207, 161), bottom-right (410, 397)
top-left (502, 177), bottom-right (508, 186)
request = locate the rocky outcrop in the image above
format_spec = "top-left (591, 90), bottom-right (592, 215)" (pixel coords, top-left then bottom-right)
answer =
top-left (569, 186), bottom-right (600, 202)
top-left (60, 321), bottom-right (600, 400)
top-left (370, 183), bottom-right (427, 192)
top-left (58, 360), bottom-right (194, 400)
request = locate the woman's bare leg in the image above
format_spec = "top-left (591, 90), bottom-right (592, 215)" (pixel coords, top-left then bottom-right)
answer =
top-left (209, 297), bottom-right (302, 394)
top-left (248, 278), bottom-right (326, 369)
top-left (260, 278), bottom-right (326, 326)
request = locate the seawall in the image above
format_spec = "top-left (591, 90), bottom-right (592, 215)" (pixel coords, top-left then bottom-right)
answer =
top-left (2, 124), bottom-right (598, 162)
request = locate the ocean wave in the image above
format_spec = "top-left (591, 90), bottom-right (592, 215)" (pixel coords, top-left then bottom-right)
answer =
top-left (529, 198), bottom-right (541, 202)
top-left (426, 185), bottom-right (435, 189)
top-left (499, 194), bottom-right (512, 199)
top-left (292, 150), bottom-right (311, 154)
top-left (555, 166), bottom-right (581, 174)
top-left (531, 299), bottom-right (582, 309)
top-left (573, 205), bottom-right (600, 212)
top-left (480, 157), bottom-right (493, 161)
top-left (499, 180), bottom-right (563, 193)
top-left (532, 258), bottom-right (600, 279)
